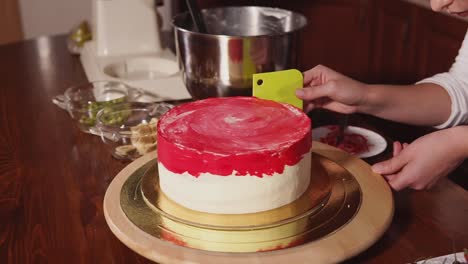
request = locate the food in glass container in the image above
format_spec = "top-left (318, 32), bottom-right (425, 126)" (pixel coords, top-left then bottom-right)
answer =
top-left (94, 102), bottom-right (173, 160)
top-left (78, 97), bottom-right (126, 127)
top-left (52, 81), bottom-right (141, 134)
top-left (114, 117), bottom-right (158, 157)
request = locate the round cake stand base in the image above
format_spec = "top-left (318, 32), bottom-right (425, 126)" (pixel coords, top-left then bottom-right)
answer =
top-left (104, 142), bottom-right (394, 264)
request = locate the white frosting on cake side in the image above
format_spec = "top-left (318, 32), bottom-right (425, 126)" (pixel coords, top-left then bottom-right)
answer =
top-left (158, 152), bottom-right (311, 214)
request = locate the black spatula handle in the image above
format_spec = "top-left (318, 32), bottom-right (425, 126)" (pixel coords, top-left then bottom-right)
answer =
top-left (186, 0), bottom-right (207, 33)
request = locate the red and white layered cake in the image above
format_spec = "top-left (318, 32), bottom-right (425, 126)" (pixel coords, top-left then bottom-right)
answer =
top-left (157, 97), bottom-right (312, 214)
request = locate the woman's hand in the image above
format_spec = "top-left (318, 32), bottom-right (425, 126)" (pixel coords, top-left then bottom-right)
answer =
top-left (372, 128), bottom-right (468, 191)
top-left (296, 65), bottom-right (370, 113)
top-left (297, 65), bottom-right (451, 126)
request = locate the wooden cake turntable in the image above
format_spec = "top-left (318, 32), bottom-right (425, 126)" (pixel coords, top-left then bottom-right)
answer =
top-left (104, 142), bottom-right (394, 263)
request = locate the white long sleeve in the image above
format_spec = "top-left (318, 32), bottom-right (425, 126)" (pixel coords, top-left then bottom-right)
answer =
top-left (418, 30), bottom-right (468, 129)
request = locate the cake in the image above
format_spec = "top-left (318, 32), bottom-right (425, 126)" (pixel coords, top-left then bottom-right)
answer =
top-left (157, 96), bottom-right (312, 214)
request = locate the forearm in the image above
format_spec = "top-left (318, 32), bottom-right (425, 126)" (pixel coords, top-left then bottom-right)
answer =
top-left (447, 126), bottom-right (468, 158)
top-left (361, 83), bottom-right (451, 126)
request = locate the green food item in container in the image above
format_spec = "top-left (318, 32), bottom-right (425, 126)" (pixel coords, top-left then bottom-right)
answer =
top-left (99, 107), bottom-right (132, 126)
top-left (79, 97), bottom-right (126, 126)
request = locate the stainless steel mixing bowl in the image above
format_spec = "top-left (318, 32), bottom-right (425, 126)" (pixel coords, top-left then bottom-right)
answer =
top-left (173, 6), bottom-right (307, 99)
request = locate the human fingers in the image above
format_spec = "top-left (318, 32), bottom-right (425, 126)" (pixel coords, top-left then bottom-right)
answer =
top-left (383, 156), bottom-right (431, 191)
top-left (303, 64), bottom-right (339, 85)
top-left (296, 81), bottom-right (337, 101)
top-left (319, 100), bottom-right (357, 114)
top-left (393, 141), bottom-right (403, 156)
top-left (371, 154), bottom-right (408, 175)
top-left (430, 0), bottom-right (453, 12)
top-left (304, 102), bottom-right (316, 113)
top-left (304, 74), bottom-right (323, 87)
top-left (382, 173), bottom-right (397, 182)
top-left (303, 98), bottom-right (331, 112)
top-left (301, 97), bottom-right (357, 114)
top-left (303, 65), bottom-right (325, 85)
top-left (386, 163), bottom-right (435, 191)
top-left (377, 170), bottom-right (409, 191)
top-left (386, 172), bottom-right (411, 191)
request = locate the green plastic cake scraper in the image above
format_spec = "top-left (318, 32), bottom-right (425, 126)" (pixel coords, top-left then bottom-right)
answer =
top-left (252, 69), bottom-right (303, 109)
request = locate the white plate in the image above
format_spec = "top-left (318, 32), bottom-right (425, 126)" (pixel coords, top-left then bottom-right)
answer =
top-left (415, 252), bottom-right (466, 263)
top-left (312, 125), bottom-right (387, 158)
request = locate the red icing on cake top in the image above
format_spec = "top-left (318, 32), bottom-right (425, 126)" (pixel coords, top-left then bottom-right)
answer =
top-left (157, 97), bottom-right (311, 177)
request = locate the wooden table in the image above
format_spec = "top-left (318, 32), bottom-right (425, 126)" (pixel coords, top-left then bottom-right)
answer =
top-left (0, 35), bottom-right (467, 264)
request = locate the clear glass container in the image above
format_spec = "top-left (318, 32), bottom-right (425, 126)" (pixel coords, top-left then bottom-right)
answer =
top-left (92, 102), bottom-right (173, 160)
top-left (53, 81), bottom-right (142, 134)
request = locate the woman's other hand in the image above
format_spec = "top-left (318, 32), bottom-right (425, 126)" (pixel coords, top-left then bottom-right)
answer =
top-left (372, 127), bottom-right (468, 191)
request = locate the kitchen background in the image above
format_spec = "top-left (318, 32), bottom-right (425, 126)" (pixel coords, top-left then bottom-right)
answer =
top-left (0, 0), bottom-right (176, 44)
top-left (1, 0), bottom-right (466, 84)
top-left (0, 0), bottom-right (467, 187)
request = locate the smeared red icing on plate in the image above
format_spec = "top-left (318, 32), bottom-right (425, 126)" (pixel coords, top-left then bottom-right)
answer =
top-left (157, 97), bottom-right (311, 177)
top-left (319, 125), bottom-right (370, 155)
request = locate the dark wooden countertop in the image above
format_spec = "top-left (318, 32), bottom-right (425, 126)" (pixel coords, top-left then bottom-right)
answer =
top-left (0, 35), bottom-right (467, 264)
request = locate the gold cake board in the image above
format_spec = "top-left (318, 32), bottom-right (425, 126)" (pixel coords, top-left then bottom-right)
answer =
top-left (104, 142), bottom-right (394, 264)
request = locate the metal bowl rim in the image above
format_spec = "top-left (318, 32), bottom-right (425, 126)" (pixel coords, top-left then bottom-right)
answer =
top-left (172, 6), bottom-right (308, 38)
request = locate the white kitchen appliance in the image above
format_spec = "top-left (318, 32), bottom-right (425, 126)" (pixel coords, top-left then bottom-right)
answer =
top-left (80, 0), bottom-right (191, 102)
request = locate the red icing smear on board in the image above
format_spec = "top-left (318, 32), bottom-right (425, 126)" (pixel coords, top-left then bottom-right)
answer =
top-left (319, 125), bottom-right (370, 155)
top-left (256, 238), bottom-right (306, 252)
top-left (157, 97), bottom-right (312, 177)
top-left (160, 230), bottom-right (187, 246)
